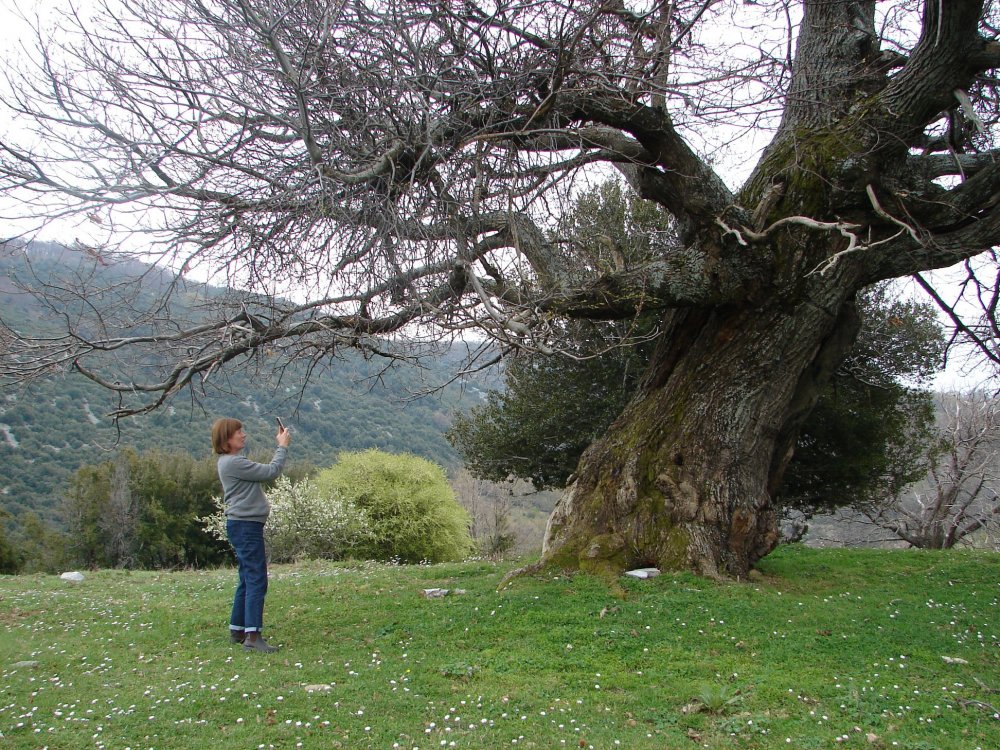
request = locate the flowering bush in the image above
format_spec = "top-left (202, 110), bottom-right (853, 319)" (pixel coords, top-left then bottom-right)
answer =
top-left (200, 476), bottom-right (374, 563)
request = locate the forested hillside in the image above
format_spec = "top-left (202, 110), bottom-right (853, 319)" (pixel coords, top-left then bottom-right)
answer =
top-left (0, 242), bottom-right (495, 523)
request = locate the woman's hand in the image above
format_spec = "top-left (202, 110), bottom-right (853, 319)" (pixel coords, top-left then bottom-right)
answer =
top-left (277, 426), bottom-right (292, 448)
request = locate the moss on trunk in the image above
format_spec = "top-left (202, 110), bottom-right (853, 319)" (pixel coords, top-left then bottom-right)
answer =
top-left (535, 290), bottom-right (862, 581)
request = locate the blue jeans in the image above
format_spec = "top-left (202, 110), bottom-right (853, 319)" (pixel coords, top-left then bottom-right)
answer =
top-left (226, 520), bottom-right (268, 633)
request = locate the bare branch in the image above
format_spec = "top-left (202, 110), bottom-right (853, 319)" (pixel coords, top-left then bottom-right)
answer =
top-left (2, 0), bottom-right (1000, 418)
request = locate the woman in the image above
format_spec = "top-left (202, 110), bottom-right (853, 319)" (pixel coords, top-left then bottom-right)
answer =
top-left (212, 417), bottom-right (292, 653)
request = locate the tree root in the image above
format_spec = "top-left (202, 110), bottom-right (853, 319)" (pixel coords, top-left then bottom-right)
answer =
top-left (496, 559), bottom-right (548, 591)
top-left (496, 557), bottom-right (630, 598)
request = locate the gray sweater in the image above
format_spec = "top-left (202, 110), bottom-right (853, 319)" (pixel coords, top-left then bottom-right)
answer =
top-left (218, 447), bottom-right (288, 523)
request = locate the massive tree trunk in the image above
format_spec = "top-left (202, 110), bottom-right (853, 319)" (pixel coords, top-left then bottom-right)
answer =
top-left (535, 0), bottom-right (998, 580)
top-left (543, 289), bottom-right (862, 579)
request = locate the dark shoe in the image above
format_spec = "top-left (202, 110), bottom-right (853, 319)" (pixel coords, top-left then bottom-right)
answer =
top-left (243, 636), bottom-right (279, 653)
top-left (230, 631), bottom-right (246, 644)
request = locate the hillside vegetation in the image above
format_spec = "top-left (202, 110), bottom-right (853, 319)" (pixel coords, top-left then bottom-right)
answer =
top-left (0, 242), bottom-right (495, 521)
top-left (0, 546), bottom-right (997, 749)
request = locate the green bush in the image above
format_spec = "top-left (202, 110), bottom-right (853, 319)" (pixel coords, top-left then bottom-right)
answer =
top-left (201, 476), bottom-right (374, 563)
top-left (316, 450), bottom-right (474, 563)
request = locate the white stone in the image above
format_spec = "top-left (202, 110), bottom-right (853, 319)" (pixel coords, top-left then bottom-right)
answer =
top-left (304, 684), bottom-right (333, 693)
top-left (59, 571), bottom-right (85, 582)
top-left (623, 568), bottom-right (661, 579)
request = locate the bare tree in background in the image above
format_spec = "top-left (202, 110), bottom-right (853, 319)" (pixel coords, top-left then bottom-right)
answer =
top-left (100, 451), bottom-right (139, 568)
top-left (452, 469), bottom-right (516, 558)
top-left (2, 1), bottom-right (1000, 577)
top-left (862, 391), bottom-right (1000, 549)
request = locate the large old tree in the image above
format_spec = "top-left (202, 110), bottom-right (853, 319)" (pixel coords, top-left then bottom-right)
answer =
top-left (2, 1), bottom-right (1000, 577)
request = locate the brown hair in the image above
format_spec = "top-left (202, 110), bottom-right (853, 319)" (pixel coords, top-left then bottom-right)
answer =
top-left (211, 418), bottom-right (243, 455)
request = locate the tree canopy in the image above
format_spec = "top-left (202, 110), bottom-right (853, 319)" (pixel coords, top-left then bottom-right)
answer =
top-left (2, 2), bottom-right (995, 407)
top-left (63, 448), bottom-right (231, 569)
top-left (3, 1), bottom-right (1000, 577)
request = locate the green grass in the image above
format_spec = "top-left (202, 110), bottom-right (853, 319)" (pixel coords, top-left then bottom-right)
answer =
top-left (1, 546), bottom-right (997, 749)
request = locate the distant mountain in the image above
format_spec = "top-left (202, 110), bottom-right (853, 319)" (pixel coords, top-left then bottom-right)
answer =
top-left (0, 241), bottom-right (497, 523)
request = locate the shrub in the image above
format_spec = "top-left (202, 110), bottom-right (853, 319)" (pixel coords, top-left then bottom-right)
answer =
top-left (315, 450), bottom-right (474, 563)
top-left (200, 476), bottom-right (374, 563)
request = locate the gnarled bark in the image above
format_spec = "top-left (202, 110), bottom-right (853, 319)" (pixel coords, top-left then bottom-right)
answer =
top-left (542, 287), bottom-right (861, 579)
